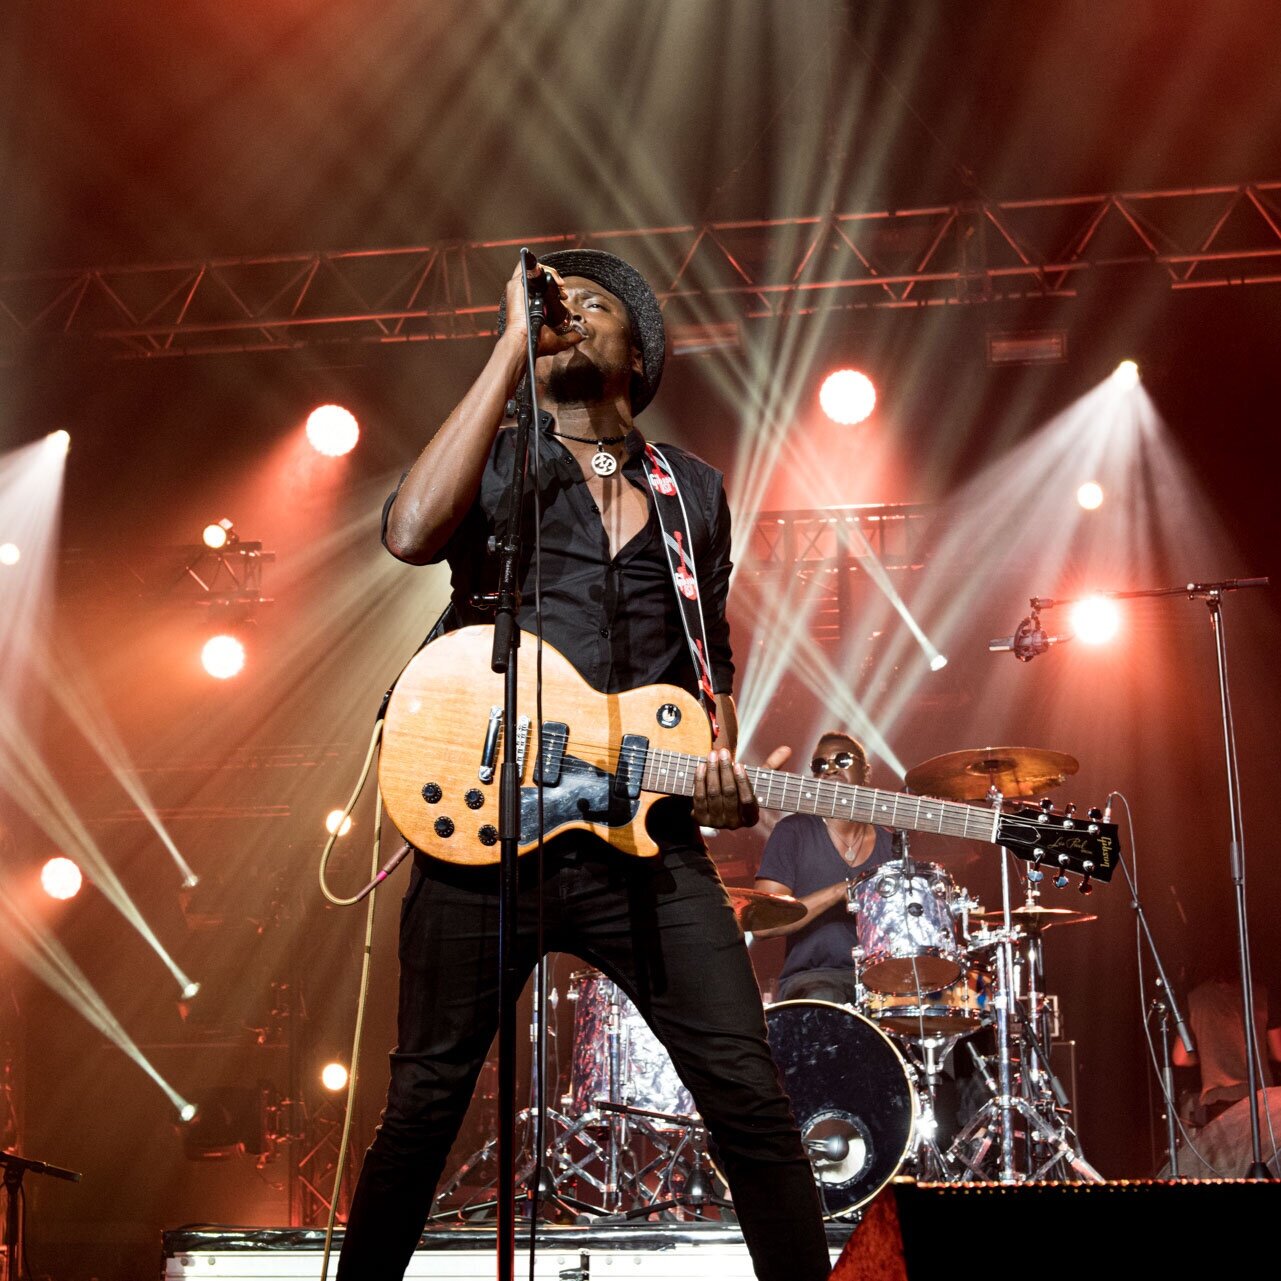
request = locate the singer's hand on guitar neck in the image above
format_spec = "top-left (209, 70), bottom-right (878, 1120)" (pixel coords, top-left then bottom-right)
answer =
top-left (694, 744), bottom-right (791, 831)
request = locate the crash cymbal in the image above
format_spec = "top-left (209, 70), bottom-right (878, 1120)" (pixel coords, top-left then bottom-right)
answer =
top-left (904, 746), bottom-right (1079, 802)
top-left (728, 886), bottom-right (806, 932)
top-left (973, 904), bottom-right (1098, 931)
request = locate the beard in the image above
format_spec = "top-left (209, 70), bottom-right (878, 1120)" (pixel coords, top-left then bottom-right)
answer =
top-left (544, 348), bottom-right (628, 406)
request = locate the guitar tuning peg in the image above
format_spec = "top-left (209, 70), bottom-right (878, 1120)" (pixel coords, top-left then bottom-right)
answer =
top-left (1039, 796), bottom-right (1054, 813)
top-left (1053, 874), bottom-right (1070, 890)
top-left (1087, 807), bottom-right (1103, 822)
top-left (1065, 802), bottom-right (1077, 816)
top-left (1078, 875), bottom-right (1093, 896)
top-left (1027, 868), bottom-right (1044, 884)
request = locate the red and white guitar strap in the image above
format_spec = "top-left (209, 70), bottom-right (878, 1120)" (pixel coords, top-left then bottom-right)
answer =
top-left (643, 442), bottom-right (720, 738)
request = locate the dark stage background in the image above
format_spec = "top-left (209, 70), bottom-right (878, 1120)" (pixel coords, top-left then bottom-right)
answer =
top-left (2, 3), bottom-right (1280, 1278)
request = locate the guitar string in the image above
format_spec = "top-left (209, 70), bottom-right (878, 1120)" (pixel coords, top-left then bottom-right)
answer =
top-left (422, 723), bottom-right (1012, 838)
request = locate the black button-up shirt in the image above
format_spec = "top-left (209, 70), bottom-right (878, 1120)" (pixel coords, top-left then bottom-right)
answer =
top-left (384, 421), bottom-right (735, 700)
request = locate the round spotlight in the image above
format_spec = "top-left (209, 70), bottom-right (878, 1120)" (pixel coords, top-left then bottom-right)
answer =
top-left (46, 429), bottom-right (71, 455)
top-left (1112, 359), bottom-right (1140, 390)
top-left (202, 519), bottom-right (235, 550)
top-left (929, 654), bottom-right (949, 672)
top-left (1077, 481), bottom-right (1104, 511)
top-left (178, 1102), bottom-right (199, 1124)
top-left (321, 1062), bottom-right (350, 1093)
top-left (1069, 595), bottom-right (1121, 646)
top-left (0, 543), bottom-right (19, 567)
top-left (201, 634), bottom-right (246, 680)
top-left (325, 809), bottom-right (354, 837)
top-left (41, 856), bottom-right (83, 901)
top-left (818, 370), bottom-right (877, 426)
top-left (181, 981), bottom-right (202, 1001)
top-left (305, 404), bottom-right (360, 457)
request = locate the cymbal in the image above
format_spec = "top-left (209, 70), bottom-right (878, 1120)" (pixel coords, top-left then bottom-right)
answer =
top-left (729, 886), bottom-right (806, 932)
top-left (904, 746), bottom-right (1079, 802)
top-left (973, 904), bottom-right (1098, 931)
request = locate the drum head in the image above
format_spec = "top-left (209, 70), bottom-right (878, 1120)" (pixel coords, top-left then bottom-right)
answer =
top-left (765, 1000), bottom-right (915, 1218)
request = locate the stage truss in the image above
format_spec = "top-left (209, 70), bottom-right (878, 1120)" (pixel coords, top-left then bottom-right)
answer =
top-left (3, 182), bottom-right (1279, 361)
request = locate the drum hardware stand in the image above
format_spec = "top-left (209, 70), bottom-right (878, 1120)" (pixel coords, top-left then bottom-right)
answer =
top-left (944, 793), bottom-right (1101, 1182)
top-left (593, 1103), bottom-right (732, 1221)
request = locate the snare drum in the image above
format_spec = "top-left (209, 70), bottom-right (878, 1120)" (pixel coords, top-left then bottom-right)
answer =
top-left (860, 967), bottom-right (989, 1038)
top-left (853, 859), bottom-right (963, 994)
top-left (567, 968), bottom-right (694, 1125)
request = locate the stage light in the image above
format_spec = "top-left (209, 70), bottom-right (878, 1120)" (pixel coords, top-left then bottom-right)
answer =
top-left (46, 429), bottom-right (71, 455)
top-left (929, 654), bottom-right (949, 672)
top-left (0, 543), bottom-right (18, 566)
top-left (181, 981), bottom-right (202, 1001)
top-left (1077, 481), bottom-right (1104, 510)
top-left (1069, 595), bottom-right (1121, 645)
top-left (305, 404), bottom-right (360, 457)
top-left (41, 856), bottom-right (83, 901)
top-left (325, 809), bottom-right (353, 837)
top-left (179, 1103), bottom-right (199, 1124)
top-left (321, 1062), bottom-right (349, 1093)
top-left (1112, 359), bottom-right (1140, 390)
top-left (201, 634), bottom-right (246, 679)
top-left (818, 370), bottom-right (877, 426)
top-left (202, 518), bottom-right (236, 550)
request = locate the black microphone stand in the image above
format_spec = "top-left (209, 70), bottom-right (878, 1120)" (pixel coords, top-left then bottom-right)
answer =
top-left (488, 248), bottom-right (552, 1281)
top-left (1, 1150), bottom-right (81, 1279)
top-left (1031, 576), bottom-right (1272, 1178)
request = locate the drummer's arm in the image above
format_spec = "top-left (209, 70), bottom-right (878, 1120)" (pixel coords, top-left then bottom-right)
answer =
top-left (751, 877), bottom-right (851, 938)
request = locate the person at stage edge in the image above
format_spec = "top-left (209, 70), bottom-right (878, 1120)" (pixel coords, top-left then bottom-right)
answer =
top-left (754, 731), bottom-right (894, 1005)
top-left (336, 250), bottom-right (831, 1281)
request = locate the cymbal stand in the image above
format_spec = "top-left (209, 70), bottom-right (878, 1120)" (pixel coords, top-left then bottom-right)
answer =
top-left (946, 794), bottom-right (1101, 1181)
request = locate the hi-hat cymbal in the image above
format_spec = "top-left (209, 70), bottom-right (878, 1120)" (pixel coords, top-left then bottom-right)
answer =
top-left (973, 904), bottom-right (1098, 931)
top-left (904, 746), bottom-right (1079, 802)
top-left (728, 886), bottom-right (806, 932)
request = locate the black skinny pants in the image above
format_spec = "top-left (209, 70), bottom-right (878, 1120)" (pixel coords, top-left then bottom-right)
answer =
top-left (338, 836), bottom-right (832, 1281)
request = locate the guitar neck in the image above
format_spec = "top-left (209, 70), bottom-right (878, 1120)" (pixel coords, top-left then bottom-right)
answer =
top-left (643, 749), bottom-right (1001, 845)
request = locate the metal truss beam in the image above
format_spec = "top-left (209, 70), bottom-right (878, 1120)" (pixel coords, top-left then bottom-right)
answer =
top-left (741, 504), bottom-right (934, 646)
top-left (4, 180), bottom-right (1279, 360)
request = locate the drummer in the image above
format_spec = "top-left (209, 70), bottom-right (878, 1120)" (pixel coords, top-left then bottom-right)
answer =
top-left (753, 731), bottom-right (895, 1004)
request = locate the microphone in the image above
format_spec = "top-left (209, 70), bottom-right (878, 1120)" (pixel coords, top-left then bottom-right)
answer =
top-left (989, 614), bottom-right (1072, 662)
top-left (805, 1134), bottom-right (850, 1163)
top-left (520, 250), bottom-right (571, 332)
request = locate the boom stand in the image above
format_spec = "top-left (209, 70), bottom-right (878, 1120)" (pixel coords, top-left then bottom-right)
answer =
top-left (1032, 576), bottom-right (1271, 1177)
top-left (1, 1150), bottom-right (81, 1280)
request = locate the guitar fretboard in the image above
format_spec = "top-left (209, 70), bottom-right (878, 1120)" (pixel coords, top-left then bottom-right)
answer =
top-left (641, 748), bottom-right (1001, 844)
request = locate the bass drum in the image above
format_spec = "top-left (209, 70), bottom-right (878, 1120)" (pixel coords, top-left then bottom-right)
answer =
top-left (765, 1000), bottom-right (915, 1218)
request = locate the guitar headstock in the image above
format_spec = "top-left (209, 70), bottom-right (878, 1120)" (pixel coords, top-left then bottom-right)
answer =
top-left (994, 801), bottom-right (1120, 891)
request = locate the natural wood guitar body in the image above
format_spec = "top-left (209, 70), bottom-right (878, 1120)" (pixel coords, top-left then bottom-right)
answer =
top-left (379, 626), bottom-right (712, 865)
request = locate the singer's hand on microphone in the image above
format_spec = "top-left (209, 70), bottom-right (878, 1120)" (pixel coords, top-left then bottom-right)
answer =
top-left (502, 262), bottom-right (583, 357)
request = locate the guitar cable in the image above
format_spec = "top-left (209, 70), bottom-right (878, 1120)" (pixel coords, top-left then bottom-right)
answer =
top-left (314, 714), bottom-right (391, 1279)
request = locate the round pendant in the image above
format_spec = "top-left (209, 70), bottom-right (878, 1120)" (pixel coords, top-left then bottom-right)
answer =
top-left (590, 449), bottom-right (618, 477)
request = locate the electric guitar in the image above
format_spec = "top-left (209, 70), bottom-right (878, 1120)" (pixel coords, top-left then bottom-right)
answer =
top-left (379, 626), bottom-right (1118, 886)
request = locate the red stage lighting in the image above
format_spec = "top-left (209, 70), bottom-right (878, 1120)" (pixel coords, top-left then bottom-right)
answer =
top-left (819, 370), bottom-right (877, 425)
top-left (1077, 482), bottom-right (1104, 510)
top-left (305, 404), bottom-right (360, 457)
top-left (42, 856), bottom-right (83, 900)
top-left (201, 634), bottom-right (246, 679)
top-left (202, 518), bottom-right (236, 550)
top-left (1069, 595), bottom-right (1121, 645)
top-left (321, 1062), bottom-right (350, 1093)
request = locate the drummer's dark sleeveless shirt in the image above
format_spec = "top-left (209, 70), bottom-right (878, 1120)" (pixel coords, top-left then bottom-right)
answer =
top-left (756, 815), bottom-right (895, 983)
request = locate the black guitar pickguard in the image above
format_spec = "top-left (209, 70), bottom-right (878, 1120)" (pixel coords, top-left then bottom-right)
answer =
top-left (520, 753), bottom-right (639, 841)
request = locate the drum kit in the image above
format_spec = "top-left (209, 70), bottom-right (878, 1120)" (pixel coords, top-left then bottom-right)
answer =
top-left (432, 746), bottom-right (1105, 1225)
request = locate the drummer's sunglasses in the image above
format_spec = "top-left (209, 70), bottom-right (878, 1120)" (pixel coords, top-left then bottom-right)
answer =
top-left (811, 751), bottom-right (862, 775)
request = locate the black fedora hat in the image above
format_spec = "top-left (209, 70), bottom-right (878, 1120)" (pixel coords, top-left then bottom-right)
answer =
top-left (498, 248), bottom-right (666, 415)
